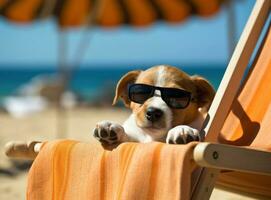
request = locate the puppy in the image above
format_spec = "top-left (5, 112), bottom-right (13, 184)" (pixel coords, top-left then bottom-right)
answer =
top-left (93, 65), bottom-right (215, 145)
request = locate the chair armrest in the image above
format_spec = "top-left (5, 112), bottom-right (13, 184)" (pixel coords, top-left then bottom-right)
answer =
top-left (193, 142), bottom-right (271, 176)
top-left (5, 141), bottom-right (42, 160)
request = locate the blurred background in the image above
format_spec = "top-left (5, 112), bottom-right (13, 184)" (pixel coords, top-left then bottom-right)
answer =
top-left (0, 0), bottom-right (256, 199)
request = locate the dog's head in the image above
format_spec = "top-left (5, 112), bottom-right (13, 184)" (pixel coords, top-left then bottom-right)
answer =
top-left (113, 65), bottom-right (215, 139)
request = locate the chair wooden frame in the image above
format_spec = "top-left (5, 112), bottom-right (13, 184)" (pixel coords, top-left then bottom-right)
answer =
top-left (192, 0), bottom-right (271, 199)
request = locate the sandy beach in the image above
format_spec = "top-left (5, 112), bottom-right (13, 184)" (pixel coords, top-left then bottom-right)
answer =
top-left (0, 107), bottom-right (262, 200)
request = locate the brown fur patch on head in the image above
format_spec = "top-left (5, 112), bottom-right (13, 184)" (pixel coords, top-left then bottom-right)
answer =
top-left (113, 70), bottom-right (141, 107)
top-left (113, 65), bottom-right (215, 130)
top-left (135, 67), bottom-right (159, 85)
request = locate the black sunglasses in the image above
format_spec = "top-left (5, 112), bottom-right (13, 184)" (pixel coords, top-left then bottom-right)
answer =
top-left (128, 84), bottom-right (194, 109)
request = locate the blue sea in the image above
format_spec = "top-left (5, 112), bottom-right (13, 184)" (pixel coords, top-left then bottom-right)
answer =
top-left (0, 65), bottom-right (226, 105)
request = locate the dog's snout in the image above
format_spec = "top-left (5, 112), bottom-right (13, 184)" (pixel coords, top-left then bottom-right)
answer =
top-left (146, 107), bottom-right (163, 122)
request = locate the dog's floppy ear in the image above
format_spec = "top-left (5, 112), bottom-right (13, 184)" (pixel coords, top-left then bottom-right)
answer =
top-left (113, 70), bottom-right (141, 107)
top-left (191, 75), bottom-right (215, 109)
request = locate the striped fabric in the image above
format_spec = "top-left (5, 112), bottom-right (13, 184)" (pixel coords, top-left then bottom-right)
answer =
top-left (0, 0), bottom-right (224, 28)
top-left (27, 140), bottom-right (198, 200)
top-left (217, 22), bottom-right (271, 196)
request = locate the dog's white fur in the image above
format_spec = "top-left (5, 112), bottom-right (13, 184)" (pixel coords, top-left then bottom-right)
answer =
top-left (94, 65), bottom-right (214, 145)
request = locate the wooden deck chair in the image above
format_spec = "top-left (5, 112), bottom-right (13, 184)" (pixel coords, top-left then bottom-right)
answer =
top-left (192, 0), bottom-right (271, 199)
top-left (4, 0), bottom-right (271, 199)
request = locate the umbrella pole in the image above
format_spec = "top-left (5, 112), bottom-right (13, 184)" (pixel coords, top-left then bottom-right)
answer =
top-left (54, 0), bottom-right (101, 139)
top-left (67, 0), bottom-right (102, 81)
top-left (226, 0), bottom-right (237, 59)
top-left (56, 30), bottom-right (68, 139)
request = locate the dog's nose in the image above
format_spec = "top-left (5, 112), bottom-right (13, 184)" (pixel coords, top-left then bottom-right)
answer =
top-left (146, 107), bottom-right (163, 122)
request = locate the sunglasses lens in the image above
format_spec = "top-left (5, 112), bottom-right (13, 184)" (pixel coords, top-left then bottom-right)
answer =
top-left (129, 84), bottom-right (153, 104)
top-left (162, 89), bottom-right (191, 109)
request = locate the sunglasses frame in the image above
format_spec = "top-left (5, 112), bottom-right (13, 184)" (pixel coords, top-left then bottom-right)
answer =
top-left (128, 83), bottom-right (194, 109)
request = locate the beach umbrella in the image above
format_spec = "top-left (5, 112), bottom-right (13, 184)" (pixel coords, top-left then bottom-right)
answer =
top-left (0, 0), bottom-right (223, 27)
top-left (0, 0), bottom-right (231, 137)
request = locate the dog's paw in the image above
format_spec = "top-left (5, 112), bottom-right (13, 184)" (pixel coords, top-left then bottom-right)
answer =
top-left (93, 121), bottom-right (128, 145)
top-left (166, 125), bottom-right (200, 144)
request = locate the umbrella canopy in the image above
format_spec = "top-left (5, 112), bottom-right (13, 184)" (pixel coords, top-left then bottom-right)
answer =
top-left (0, 0), bottom-right (224, 28)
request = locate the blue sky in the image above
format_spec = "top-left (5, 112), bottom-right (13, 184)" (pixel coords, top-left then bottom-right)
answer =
top-left (0, 0), bottom-right (255, 68)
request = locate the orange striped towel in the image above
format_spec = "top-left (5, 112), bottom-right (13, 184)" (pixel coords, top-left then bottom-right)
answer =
top-left (27, 140), bottom-right (198, 200)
